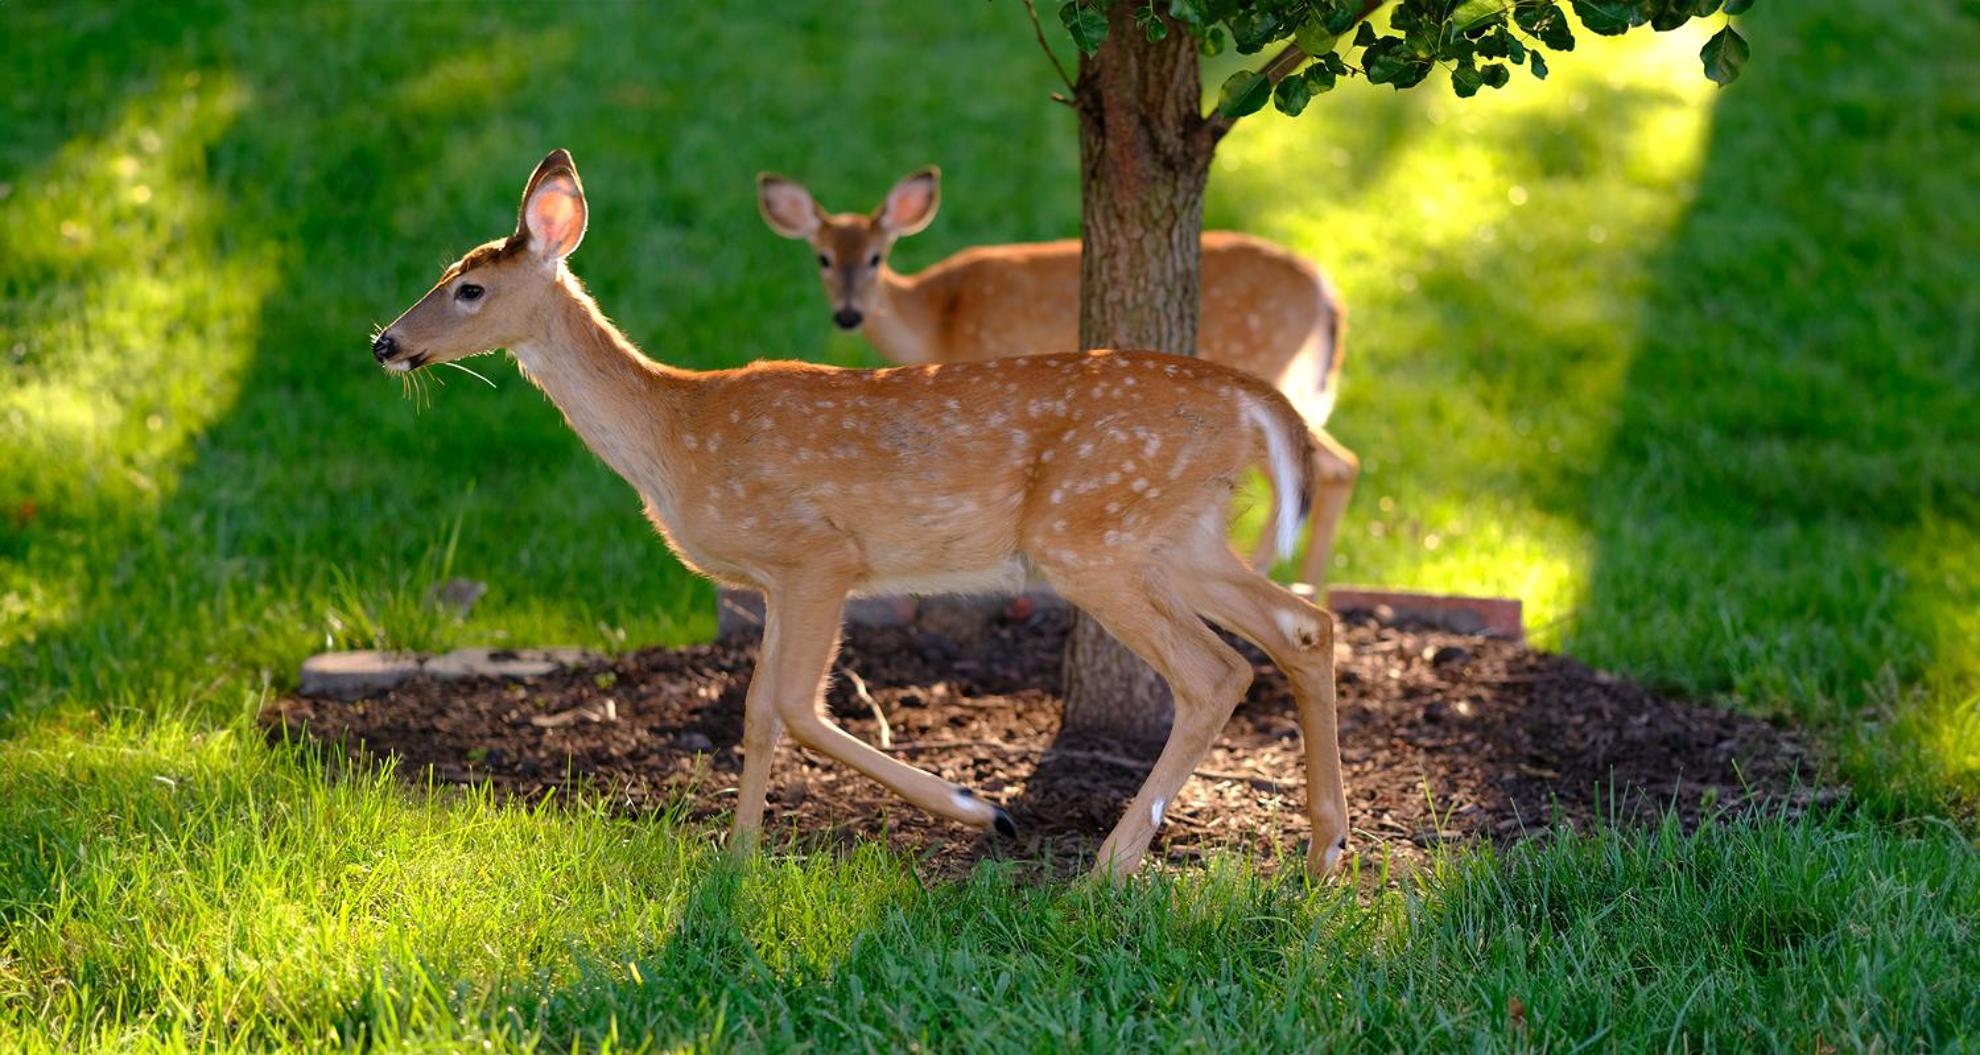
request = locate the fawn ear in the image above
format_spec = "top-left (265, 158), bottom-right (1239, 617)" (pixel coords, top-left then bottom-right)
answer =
top-left (518, 149), bottom-right (587, 261)
top-left (877, 166), bottom-right (939, 236)
top-left (757, 174), bottom-right (821, 239)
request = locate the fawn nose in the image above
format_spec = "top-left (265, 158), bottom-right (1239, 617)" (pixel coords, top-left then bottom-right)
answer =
top-left (372, 333), bottom-right (398, 362)
top-left (832, 307), bottom-right (864, 330)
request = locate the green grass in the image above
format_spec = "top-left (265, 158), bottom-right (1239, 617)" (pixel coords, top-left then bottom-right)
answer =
top-left (1, 0), bottom-right (1975, 1050)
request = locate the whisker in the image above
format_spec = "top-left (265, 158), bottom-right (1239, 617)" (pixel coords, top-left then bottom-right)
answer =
top-left (439, 360), bottom-right (498, 388)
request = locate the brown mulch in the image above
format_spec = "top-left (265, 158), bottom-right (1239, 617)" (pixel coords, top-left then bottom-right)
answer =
top-left (261, 609), bottom-right (1822, 879)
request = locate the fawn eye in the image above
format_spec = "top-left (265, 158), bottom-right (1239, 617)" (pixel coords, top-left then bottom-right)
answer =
top-left (455, 283), bottom-right (484, 302)
top-left (816, 254), bottom-right (831, 269)
top-left (868, 252), bottom-right (882, 267)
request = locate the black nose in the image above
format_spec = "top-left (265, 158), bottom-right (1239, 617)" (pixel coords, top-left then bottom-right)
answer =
top-left (372, 333), bottom-right (398, 362)
top-left (832, 308), bottom-right (864, 330)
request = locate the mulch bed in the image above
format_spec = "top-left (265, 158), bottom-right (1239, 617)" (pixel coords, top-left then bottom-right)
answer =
top-left (261, 609), bottom-right (1821, 879)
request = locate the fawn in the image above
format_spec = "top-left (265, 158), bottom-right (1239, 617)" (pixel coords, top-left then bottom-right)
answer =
top-left (758, 167), bottom-right (1359, 587)
top-left (373, 150), bottom-right (1350, 878)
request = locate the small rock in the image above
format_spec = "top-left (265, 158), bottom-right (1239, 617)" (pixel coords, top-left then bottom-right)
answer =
top-left (1426, 644), bottom-right (1471, 667)
top-left (675, 731), bottom-right (714, 753)
top-left (426, 577), bottom-right (487, 618)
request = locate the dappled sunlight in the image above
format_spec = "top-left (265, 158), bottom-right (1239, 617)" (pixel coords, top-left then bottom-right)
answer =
top-left (0, 72), bottom-right (277, 662)
top-left (1887, 512), bottom-right (1980, 804)
top-left (1, 72), bottom-right (269, 521)
top-left (1210, 26), bottom-right (1717, 643)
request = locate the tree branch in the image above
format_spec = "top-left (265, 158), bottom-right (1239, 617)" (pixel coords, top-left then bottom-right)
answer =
top-left (1020, 0), bottom-right (1079, 98)
top-left (1202, 0), bottom-right (1388, 141)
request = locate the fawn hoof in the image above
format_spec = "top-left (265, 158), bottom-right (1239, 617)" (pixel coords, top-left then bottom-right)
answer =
top-left (952, 787), bottom-right (1014, 836)
top-left (1307, 835), bottom-right (1348, 879)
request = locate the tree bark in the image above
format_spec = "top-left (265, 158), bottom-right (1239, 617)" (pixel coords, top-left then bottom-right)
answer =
top-left (1060, 4), bottom-right (1218, 743)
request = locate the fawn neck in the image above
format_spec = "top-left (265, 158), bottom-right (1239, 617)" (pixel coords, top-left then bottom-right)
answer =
top-left (511, 270), bottom-right (690, 496)
top-left (861, 266), bottom-right (941, 365)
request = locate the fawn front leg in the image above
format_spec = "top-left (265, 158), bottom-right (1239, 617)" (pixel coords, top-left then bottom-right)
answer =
top-left (728, 691), bottom-right (782, 854)
top-left (757, 583), bottom-right (1016, 837)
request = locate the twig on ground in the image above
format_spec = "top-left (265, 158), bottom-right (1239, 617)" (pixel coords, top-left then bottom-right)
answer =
top-left (844, 669), bottom-right (891, 749)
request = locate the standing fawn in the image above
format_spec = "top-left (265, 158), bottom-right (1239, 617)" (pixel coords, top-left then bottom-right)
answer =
top-left (373, 150), bottom-right (1350, 878)
top-left (758, 167), bottom-right (1359, 587)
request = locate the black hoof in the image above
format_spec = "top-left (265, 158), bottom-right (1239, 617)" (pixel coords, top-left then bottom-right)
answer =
top-left (992, 807), bottom-right (1018, 839)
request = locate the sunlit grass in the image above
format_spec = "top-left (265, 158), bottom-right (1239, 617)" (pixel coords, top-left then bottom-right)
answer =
top-left (1217, 22), bottom-right (1717, 640)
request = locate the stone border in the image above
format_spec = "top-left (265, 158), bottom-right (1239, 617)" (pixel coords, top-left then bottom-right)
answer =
top-left (714, 584), bottom-right (1522, 644)
top-left (297, 586), bottom-right (1520, 698)
top-left (298, 647), bottom-right (601, 699)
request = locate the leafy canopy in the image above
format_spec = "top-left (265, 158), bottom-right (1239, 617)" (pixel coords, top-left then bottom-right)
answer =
top-left (1055, 0), bottom-right (1754, 118)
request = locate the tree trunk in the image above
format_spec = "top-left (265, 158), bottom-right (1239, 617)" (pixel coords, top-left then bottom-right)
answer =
top-left (1060, 5), bottom-right (1218, 743)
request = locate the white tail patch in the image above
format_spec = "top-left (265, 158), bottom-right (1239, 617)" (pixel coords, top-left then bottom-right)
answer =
top-left (1244, 396), bottom-right (1303, 559)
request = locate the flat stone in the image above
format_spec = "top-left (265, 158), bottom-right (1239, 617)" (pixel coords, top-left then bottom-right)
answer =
top-left (299, 651), bottom-right (422, 698)
top-left (1322, 585), bottom-right (1524, 641)
top-left (423, 647), bottom-right (597, 681)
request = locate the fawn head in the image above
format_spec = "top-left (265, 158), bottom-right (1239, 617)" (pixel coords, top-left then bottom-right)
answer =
top-left (757, 167), bottom-right (938, 330)
top-left (372, 149), bottom-right (589, 372)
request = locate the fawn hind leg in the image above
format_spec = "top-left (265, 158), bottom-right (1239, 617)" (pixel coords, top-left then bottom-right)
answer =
top-left (1175, 543), bottom-right (1349, 878)
top-left (743, 579), bottom-right (1015, 840)
top-left (1045, 561), bottom-right (1255, 879)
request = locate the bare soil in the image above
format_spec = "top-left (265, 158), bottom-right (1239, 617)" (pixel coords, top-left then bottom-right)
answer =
top-left (262, 609), bottom-right (1820, 879)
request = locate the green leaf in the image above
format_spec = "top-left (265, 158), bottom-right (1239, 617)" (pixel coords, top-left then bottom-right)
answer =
top-left (1304, 60), bottom-right (1340, 94)
top-left (1322, 0), bottom-right (1363, 34)
top-left (1059, 1), bottom-right (1109, 55)
top-left (1228, 9), bottom-right (1281, 53)
top-left (1273, 73), bottom-right (1312, 116)
top-left (1723, 0), bottom-right (1755, 13)
top-left (1529, 49), bottom-right (1549, 79)
top-left (1515, 2), bottom-right (1577, 50)
top-left (1217, 68), bottom-right (1272, 118)
top-left (1167, 0), bottom-right (1208, 26)
top-left (1199, 25), bottom-right (1226, 56)
top-left (1354, 21), bottom-right (1378, 48)
top-left (1700, 24), bottom-right (1749, 85)
top-left (1322, 50), bottom-right (1349, 75)
top-left (1451, 60), bottom-right (1484, 98)
top-left (1294, 17), bottom-right (1338, 57)
top-left (1568, 0), bottom-right (1643, 36)
top-left (1452, 0), bottom-right (1505, 34)
top-left (1480, 62), bottom-right (1511, 88)
top-left (1137, 6), bottom-right (1169, 42)
top-left (1364, 36), bottom-right (1433, 89)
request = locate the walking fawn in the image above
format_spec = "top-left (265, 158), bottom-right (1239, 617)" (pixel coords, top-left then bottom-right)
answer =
top-left (758, 167), bottom-right (1359, 587)
top-left (373, 151), bottom-right (1349, 878)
